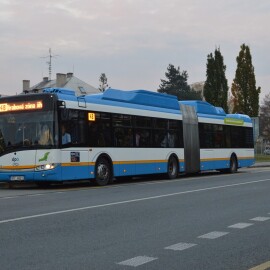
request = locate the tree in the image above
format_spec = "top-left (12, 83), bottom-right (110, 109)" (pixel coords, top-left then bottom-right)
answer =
top-left (227, 92), bottom-right (234, 113)
top-left (231, 44), bottom-right (261, 116)
top-left (98, 73), bottom-right (109, 92)
top-left (259, 94), bottom-right (270, 141)
top-left (158, 64), bottom-right (201, 100)
top-left (203, 48), bottom-right (228, 112)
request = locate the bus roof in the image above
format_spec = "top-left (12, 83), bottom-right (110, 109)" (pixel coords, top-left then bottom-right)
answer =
top-left (42, 87), bottom-right (252, 123)
top-left (101, 89), bottom-right (179, 110)
top-left (179, 100), bottom-right (226, 116)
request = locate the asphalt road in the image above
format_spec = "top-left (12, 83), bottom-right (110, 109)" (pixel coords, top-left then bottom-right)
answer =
top-left (0, 167), bottom-right (270, 270)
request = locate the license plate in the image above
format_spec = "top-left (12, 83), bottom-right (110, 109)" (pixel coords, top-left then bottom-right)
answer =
top-left (10, 176), bottom-right (25, 181)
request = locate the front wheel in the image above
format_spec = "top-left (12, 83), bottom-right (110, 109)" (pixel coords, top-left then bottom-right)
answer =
top-left (95, 158), bottom-right (112, 186)
top-left (167, 156), bottom-right (179, 179)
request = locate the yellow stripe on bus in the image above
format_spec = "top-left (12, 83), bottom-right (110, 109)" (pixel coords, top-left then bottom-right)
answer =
top-left (201, 158), bottom-right (228, 162)
top-left (114, 160), bottom-right (167, 165)
top-left (201, 156), bottom-right (253, 162)
top-left (1, 165), bottom-right (36, 170)
top-left (238, 156), bottom-right (254, 160)
top-left (115, 159), bottom-right (184, 165)
top-left (61, 162), bottom-right (93, 167)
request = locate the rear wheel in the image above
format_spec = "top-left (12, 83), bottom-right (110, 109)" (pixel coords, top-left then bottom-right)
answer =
top-left (229, 155), bottom-right (238, 173)
top-left (95, 157), bottom-right (112, 186)
top-left (167, 156), bottom-right (179, 179)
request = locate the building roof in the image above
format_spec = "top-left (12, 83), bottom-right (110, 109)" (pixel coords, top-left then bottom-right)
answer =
top-left (27, 73), bottom-right (99, 95)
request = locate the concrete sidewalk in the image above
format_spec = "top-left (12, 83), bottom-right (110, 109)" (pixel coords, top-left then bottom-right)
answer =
top-left (251, 162), bottom-right (270, 168)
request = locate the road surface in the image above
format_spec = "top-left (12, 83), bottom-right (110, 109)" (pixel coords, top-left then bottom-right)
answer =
top-left (0, 167), bottom-right (270, 270)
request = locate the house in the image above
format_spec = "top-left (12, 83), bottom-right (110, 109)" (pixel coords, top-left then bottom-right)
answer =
top-left (22, 73), bottom-right (99, 95)
top-left (190, 81), bottom-right (205, 99)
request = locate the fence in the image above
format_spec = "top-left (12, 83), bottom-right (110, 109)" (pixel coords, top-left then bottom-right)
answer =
top-left (255, 140), bottom-right (270, 155)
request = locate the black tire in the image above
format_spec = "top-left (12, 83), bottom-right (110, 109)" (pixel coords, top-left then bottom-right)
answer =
top-left (167, 156), bottom-right (179, 179)
top-left (95, 157), bottom-right (112, 186)
top-left (229, 155), bottom-right (238, 173)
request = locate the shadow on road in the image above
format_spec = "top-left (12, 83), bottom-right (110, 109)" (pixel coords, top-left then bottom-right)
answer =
top-left (0, 169), bottom-right (241, 191)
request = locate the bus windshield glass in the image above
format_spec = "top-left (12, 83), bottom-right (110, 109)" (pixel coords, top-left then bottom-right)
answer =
top-left (0, 95), bottom-right (57, 154)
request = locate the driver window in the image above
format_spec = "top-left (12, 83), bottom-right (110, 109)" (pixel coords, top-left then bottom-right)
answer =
top-left (60, 109), bottom-right (87, 147)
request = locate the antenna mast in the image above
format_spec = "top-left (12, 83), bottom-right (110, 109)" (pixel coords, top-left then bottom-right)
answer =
top-left (41, 48), bottom-right (59, 80)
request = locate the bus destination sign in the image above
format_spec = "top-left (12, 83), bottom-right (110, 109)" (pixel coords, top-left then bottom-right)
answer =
top-left (224, 118), bottom-right (244, 126)
top-left (0, 101), bottom-right (43, 113)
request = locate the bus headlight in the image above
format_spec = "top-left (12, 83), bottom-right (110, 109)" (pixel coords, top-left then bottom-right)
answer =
top-left (35, 163), bottom-right (58, 171)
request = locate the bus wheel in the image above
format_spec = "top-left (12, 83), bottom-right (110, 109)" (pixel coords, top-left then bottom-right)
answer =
top-left (95, 157), bottom-right (112, 186)
top-left (229, 155), bottom-right (238, 173)
top-left (167, 156), bottom-right (179, 179)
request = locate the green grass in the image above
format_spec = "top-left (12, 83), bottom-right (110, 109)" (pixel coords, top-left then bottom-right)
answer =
top-left (255, 154), bottom-right (270, 162)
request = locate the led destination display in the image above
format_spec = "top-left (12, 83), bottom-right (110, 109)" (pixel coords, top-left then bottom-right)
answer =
top-left (0, 101), bottom-right (43, 113)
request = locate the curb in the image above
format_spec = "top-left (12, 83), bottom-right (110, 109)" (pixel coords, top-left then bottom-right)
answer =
top-left (251, 163), bottom-right (270, 168)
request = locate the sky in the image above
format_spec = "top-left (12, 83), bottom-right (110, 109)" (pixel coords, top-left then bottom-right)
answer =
top-left (0, 0), bottom-right (269, 103)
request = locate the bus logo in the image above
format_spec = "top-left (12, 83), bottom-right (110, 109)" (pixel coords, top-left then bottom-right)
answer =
top-left (39, 152), bottom-right (50, 162)
top-left (12, 157), bottom-right (19, 162)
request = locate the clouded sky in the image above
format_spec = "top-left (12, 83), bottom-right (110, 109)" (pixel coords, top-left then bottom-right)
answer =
top-left (0, 0), bottom-right (269, 102)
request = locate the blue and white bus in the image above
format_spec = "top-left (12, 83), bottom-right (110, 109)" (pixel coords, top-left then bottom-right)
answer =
top-left (0, 88), bottom-right (254, 186)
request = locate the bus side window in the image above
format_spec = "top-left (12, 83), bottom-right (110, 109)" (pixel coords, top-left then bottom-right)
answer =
top-left (135, 131), bottom-right (140, 146)
top-left (141, 130), bottom-right (150, 147)
top-left (97, 130), bottom-right (105, 146)
top-left (114, 128), bottom-right (123, 147)
top-left (123, 128), bottom-right (133, 147)
top-left (153, 130), bottom-right (166, 147)
top-left (168, 132), bottom-right (175, 147)
top-left (60, 110), bottom-right (87, 147)
top-left (88, 122), bottom-right (99, 146)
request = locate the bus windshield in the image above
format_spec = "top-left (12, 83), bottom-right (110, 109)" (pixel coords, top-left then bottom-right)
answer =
top-left (0, 110), bottom-right (57, 155)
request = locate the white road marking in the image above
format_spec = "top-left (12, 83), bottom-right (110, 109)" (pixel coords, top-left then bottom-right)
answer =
top-left (0, 193), bottom-right (51, 200)
top-left (117, 256), bottom-right (157, 267)
top-left (198, 231), bottom-right (229, 239)
top-left (249, 260), bottom-right (270, 270)
top-left (228, 223), bottom-right (253, 229)
top-left (1, 178), bottom-right (270, 224)
top-left (0, 196), bottom-right (16, 199)
top-left (28, 194), bottom-right (44, 197)
top-left (250, 217), bottom-right (270, 222)
top-left (165, 242), bottom-right (197, 251)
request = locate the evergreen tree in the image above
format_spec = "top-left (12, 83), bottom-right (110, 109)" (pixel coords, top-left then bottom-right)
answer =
top-left (98, 73), bottom-right (109, 92)
top-left (158, 64), bottom-right (201, 100)
top-left (204, 48), bottom-right (228, 112)
top-left (259, 94), bottom-right (270, 140)
top-left (231, 44), bottom-right (261, 116)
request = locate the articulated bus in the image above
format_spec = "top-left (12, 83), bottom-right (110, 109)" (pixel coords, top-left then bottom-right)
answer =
top-left (0, 88), bottom-right (254, 186)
